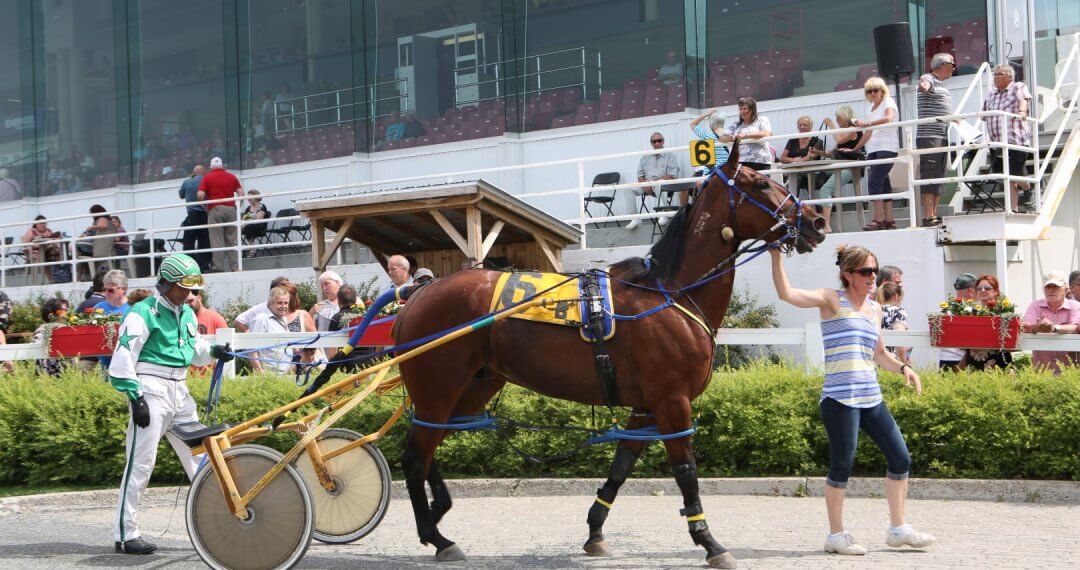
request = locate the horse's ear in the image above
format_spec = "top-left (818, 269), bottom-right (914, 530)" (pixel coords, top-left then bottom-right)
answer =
top-left (725, 136), bottom-right (740, 168)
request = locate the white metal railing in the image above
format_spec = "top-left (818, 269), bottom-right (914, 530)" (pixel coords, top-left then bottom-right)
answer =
top-left (3, 327), bottom-right (1078, 377)
top-left (2, 47), bottom-right (1077, 286)
top-left (274, 77), bottom-right (409, 134)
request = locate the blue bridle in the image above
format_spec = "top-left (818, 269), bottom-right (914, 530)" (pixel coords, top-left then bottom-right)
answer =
top-left (708, 162), bottom-right (805, 245)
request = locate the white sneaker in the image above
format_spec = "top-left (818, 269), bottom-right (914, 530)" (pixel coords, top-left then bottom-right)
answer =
top-left (625, 218), bottom-right (641, 230)
top-left (886, 524), bottom-right (936, 549)
top-left (824, 531), bottom-right (868, 555)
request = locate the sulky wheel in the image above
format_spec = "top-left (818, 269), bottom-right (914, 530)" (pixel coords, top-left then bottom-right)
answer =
top-left (294, 428), bottom-right (392, 544)
top-left (186, 444), bottom-right (314, 570)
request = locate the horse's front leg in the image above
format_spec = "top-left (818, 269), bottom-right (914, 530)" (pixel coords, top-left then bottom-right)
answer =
top-left (584, 410), bottom-right (651, 556)
top-left (656, 397), bottom-right (736, 569)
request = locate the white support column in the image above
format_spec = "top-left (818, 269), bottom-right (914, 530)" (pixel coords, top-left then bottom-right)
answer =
top-left (216, 328), bottom-right (237, 379)
top-left (995, 239), bottom-right (1009, 295)
top-left (803, 321), bottom-right (824, 373)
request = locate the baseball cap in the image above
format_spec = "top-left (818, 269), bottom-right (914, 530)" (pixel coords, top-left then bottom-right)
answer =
top-left (1042, 271), bottom-right (1067, 288)
top-left (953, 273), bottom-right (977, 290)
top-left (414, 268), bottom-right (435, 281)
top-left (210, 157), bottom-right (223, 169)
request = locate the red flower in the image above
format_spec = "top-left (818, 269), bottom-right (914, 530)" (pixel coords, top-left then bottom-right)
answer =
top-left (84, 308), bottom-right (94, 314)
top-left (986, 299), bottom-right (996, 306)
top-left (365, 299), bottom-right (374, 306)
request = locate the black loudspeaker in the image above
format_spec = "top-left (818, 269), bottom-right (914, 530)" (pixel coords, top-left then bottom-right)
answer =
top-left (874, 23), bottom-right (916, 77)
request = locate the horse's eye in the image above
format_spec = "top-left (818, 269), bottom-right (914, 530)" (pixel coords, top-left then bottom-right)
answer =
top-left (757, 178), bottom-right (770, 190)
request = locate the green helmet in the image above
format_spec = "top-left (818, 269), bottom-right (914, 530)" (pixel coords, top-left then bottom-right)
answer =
top-left (157, 253), bottom-right (205, 290)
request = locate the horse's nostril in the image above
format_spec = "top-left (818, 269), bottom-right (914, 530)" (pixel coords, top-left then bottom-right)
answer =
top-left (812, 217), bottom-right (826, 232)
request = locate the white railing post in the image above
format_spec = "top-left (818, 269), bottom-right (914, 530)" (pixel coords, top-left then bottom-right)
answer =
top-left (803, 321), bottom-right (824, 373)
top-left (905, 125), bottom-right (917, 228)
top-left (1, 226), bottom-right (6, 288)
top-left (216, 327), bottom-right (236, 379)
top-left (577, 160), bottom-right (587, 249)
top-left (69, 220), bottom-right (78, 283)
top-left (1002, 120), bottom-right (1012, 212)
top-left (236, 203), bottom-right (244, 272)
top-left (148, 211), bottom-right (157, 277)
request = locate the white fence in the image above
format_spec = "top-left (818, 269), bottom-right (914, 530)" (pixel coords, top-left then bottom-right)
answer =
top-left (3, 328), bottom-right (1077, 378)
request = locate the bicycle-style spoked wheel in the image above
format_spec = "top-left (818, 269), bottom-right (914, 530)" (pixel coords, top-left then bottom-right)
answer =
top-left (187, 444), bottom-right (314, 570)
top-left (294, 428), bottom-right (392, 544)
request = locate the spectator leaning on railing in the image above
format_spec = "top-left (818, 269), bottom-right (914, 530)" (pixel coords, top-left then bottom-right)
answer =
top-left (1021, 271), bottom-right (1080, 375)
top-left (982, 64), bottom-right (1033, 213)
top-left (179, 165), bottom-right (210, 271)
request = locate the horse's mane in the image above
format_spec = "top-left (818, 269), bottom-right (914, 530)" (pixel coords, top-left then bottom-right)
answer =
top-left (609, 205), bottom-right (692, 285)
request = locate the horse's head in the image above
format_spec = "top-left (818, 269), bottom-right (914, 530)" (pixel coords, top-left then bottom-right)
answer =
top-left (710, 137), bottom-right (826, 253)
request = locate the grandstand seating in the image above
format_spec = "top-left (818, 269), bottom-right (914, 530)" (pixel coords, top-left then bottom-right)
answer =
top-left (72, 17), bottom-right (985, 193)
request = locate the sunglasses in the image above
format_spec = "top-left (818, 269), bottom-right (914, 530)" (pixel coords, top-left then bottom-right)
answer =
top-left (976, 285), bottom-right (996, 291)
top-left (851, 266), bottom-right (878, 277)
top-left (865, 88), bottom-right (881, 93)
top-left (105, 287), bottom-right (125, 293)
top-left (651, 138), bottom-right (664, 143)
top-left (178, 274), bottom-right (205, 289)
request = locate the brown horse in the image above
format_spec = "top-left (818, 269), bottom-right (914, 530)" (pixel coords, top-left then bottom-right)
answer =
top-left (392, 141), bottom-right (826, 567)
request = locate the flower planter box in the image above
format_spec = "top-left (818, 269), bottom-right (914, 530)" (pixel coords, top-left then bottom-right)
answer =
top-left (929, 315), bottom-right (1019, 349)
top-left (347, 318), bottom-right (396, 347)
top-left (48, 324), bottom-right (120, 358)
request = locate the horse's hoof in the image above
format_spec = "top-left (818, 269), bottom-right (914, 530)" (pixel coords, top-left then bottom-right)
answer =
top-left (435, 544), bottom-right (466, 562)
top-left (707, 552), bottom-right (737, 569)
top-left (583, 539), bottom-right (612, 557)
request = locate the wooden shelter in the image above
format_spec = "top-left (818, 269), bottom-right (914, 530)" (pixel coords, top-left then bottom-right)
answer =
top-left (295, 179), bottom-right (581, 276)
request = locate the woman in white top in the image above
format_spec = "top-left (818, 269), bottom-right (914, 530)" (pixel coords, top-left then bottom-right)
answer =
top-left (852, 77), bottom-right (899, 231)
top-left (719, 97), bottom-right (773, 171)
top-left (310, 270), bottom-right (343, 332)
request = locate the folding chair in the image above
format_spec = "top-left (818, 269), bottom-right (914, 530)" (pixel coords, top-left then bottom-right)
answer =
top-left (584, 172), bottom-right (620, 228)
top-left (651, 182), bottom-right (694, 241)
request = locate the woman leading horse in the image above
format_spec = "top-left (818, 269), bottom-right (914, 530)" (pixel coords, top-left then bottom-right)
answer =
top-left (391, 140), bottom-right (827, 568)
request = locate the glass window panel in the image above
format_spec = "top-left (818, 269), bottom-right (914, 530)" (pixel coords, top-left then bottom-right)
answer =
top-left (40, 0), bottom-right (119, 195)
top-left (131, 0), bottom-right (228, 184)
top-left (244, 0), bottom-right (354, 168)
top-left (369, 0), bottom-right (502, 150)
top-left (925, 0), bottom-right (988, 75)
top-left (1034, 0), bottom-right (1079, 89)
top-left (706, 0), bottom-right (909, 106)
top-left (0, 0), bottom-right (35, 200)
top-left (522, 0), bottom-right (686, 131)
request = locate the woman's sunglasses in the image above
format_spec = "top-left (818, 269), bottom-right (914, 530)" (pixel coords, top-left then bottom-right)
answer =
top-left (865, 88), bottom-right (881, 93)
top-left (851, 266), bottom-right (878, 277)
top-left (976, 285), bottom-right (996, 292)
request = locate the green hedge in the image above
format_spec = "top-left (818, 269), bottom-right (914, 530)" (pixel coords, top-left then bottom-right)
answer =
top-left (0, 363), bottom-right (1076, 486)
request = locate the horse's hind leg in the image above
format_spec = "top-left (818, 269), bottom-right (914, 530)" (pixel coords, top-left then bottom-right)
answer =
top-left (402, 426), bottom-right (464, 561)
top-left (656, 396), bottom-right (736, 569)
top-left (583, 410), bottom-right (651, 557)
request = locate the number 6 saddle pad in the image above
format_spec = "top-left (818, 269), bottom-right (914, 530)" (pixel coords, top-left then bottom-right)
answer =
top-left (488, 270), bottom-right (615, 342)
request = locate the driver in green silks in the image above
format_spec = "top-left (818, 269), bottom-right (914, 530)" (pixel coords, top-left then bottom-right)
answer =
top-left (109, 253), bottom-right (232, 555)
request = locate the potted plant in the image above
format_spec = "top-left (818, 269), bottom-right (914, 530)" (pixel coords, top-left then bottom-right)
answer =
top-left (339, 299), bottom-right (402, 347)
top-left (41, 307), bottom-right (124, 358)
top-left (928, 295), bottom-right (1020, 350)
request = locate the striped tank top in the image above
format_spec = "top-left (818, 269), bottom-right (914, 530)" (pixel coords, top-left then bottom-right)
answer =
top-left (820, 292), bottom-right (883, 408)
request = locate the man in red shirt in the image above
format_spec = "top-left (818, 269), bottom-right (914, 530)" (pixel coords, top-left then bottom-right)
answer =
top-left (197, 156), bottom-right (243, 272)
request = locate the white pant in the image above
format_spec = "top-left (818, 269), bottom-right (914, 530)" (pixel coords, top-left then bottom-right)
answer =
top-left (115, 375), bottom-right (203, 542)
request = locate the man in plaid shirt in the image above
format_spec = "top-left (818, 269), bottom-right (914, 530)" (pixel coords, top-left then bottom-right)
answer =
top-left (982, 64), bottom-right (1032, 212)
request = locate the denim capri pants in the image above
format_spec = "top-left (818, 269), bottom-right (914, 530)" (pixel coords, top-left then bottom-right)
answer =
top-left (819, 397), bottom-right (911, 488)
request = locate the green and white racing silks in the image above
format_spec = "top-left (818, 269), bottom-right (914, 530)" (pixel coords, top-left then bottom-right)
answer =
top-left (108, 295), bottom-right (213, 400)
